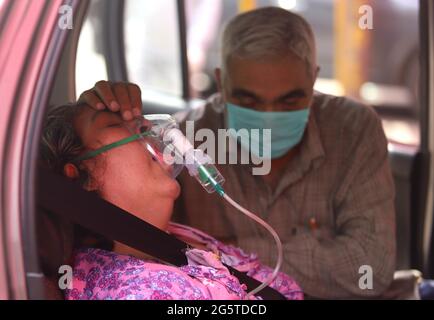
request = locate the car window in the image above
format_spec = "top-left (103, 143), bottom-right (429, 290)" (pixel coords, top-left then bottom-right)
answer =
top-left (0, 0), bottom-right (6, 19)
top-left (75, 0), bottom-right (109, 98)
top-left (185, 0), bottom-right (420, 146)
top-left (124, 0), bottom-right (182, 97)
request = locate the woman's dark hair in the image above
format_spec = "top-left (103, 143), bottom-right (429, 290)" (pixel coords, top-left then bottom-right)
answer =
top-left (39, 103), bottom-right (113, 266)
top-left (40, 102), bottom-right (90, 186)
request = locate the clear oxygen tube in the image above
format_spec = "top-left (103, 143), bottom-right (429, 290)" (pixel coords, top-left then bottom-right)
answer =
top-left (164, 127), bottom-right (283, 300)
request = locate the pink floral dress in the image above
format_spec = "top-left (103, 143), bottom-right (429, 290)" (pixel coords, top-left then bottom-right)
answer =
top-left (65, 223), bottom-right (303, 300)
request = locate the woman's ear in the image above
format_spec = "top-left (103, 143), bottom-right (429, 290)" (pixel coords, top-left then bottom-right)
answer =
top-left (63, 163), bottom-right (79, 179)
top-left (64, 162), bottom-right (98, 191)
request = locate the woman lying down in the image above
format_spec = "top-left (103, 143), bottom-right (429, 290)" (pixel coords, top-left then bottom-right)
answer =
top-left (40, 102), bottom-right (303, 300)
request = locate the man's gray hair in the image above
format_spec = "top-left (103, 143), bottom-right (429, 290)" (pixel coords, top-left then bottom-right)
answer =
top-left (221, 7), bottom-right (317, 79)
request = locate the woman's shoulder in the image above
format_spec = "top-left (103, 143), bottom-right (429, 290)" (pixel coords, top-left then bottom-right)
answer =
top-left (168, 223), bottom-right (304, 300)
top-left (168, 222), bottom-right (260, 270)
top-left (65, 247), bottom-right (247, 300)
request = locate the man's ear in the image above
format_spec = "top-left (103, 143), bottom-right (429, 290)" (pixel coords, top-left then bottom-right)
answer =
top-left (63, 163), bottom-right (79, 179)
top-left (214, 68), bottom-right (223, 94)
top-left (314, 66), bottom-right (320, 82)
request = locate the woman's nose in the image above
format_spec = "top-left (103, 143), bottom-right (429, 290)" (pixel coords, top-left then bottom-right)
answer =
top-left (153, 150), bottom-right (175, 177)
top-left (160, 159), bottom-right (174, 176)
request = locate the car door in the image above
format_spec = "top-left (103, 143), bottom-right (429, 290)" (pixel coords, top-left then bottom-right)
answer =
top-left (0, 0), bottom-right (86, 299)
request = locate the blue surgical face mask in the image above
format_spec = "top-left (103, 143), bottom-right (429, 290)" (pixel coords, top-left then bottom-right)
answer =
top-left (226, 103), bottom-right (310, 159)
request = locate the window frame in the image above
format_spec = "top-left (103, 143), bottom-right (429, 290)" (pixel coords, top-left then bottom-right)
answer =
top-left (107, 0), bottom-right (191, 102)
top-left (418, 0), bottom-right (434, 277)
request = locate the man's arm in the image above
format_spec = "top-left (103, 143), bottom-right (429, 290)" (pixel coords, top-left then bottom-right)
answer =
top-left (240, 109), bottom-right (396, 299)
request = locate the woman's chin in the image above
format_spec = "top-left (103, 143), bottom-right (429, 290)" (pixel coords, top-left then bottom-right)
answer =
top-left (167, 178), bottom-right (181, 199)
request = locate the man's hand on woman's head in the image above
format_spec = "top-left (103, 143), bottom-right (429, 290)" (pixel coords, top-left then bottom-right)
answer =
top-left (78, 81), bottom-right (143, 121)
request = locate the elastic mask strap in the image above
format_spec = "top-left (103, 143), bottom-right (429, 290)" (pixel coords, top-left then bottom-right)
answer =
top-left (73, 131), bottom-right (152, 162)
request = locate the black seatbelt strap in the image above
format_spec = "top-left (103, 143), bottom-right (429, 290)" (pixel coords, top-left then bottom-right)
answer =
top-left (37, 166), bottom-right (286, 300)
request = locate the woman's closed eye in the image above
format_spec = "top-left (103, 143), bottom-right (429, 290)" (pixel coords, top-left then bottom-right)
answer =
top-left (107, 122), bottom-right (122, 128)
top-left (94, 111), bottom-right (124, 129)
top-left (102, 116), bottom-right (123, 128)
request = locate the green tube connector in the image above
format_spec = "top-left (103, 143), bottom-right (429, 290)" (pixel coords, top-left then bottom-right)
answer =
top-left (196, 164), bottom-right (225, 196)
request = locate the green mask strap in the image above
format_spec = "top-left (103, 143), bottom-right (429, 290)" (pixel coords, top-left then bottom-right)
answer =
top-left (73, 131), bottom-right (152, 162)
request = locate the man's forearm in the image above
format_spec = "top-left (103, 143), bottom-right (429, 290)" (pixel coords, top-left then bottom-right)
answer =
top-left (238, 225), bottom-right (395, 299)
